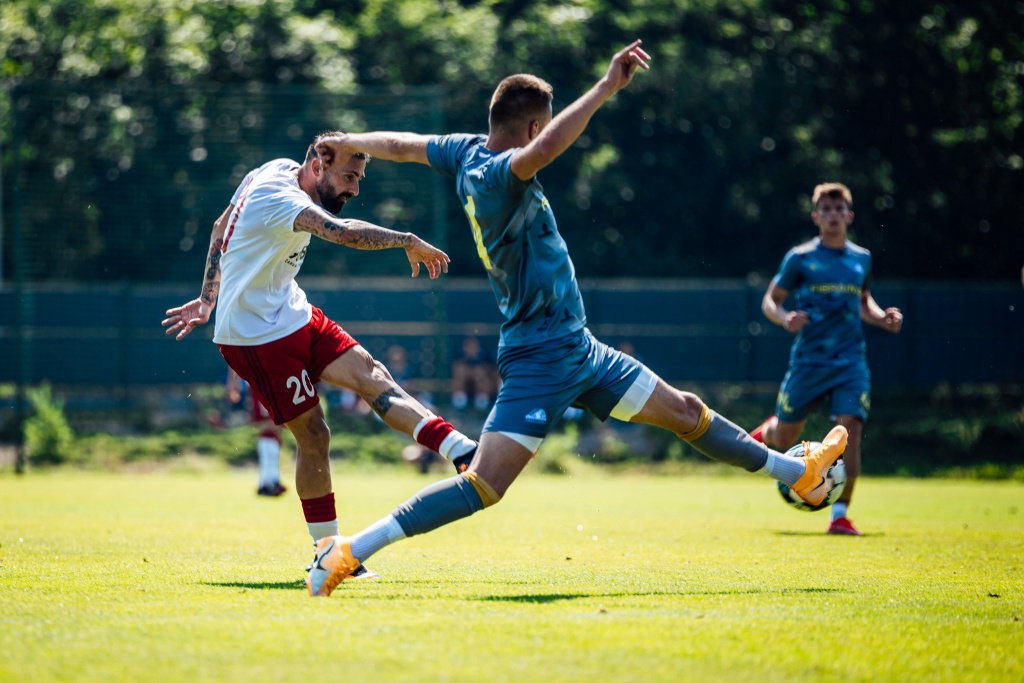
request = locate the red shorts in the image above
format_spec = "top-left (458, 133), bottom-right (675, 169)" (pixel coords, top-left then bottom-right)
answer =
top-left (218, 306), bottom-right (359, 425)
top-left (251, 397), bottom-right (272, 424)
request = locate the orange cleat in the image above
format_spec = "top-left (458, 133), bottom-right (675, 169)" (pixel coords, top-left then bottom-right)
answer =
top-left (791, 425), bottom-right (848, 506)
top-left (305, 535), bottom-right (360, 597)
top-left (452, 445), bottom-right (477, 474)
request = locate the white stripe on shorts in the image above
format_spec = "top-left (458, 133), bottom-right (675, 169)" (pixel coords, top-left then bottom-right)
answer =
top-left (498, 431), bottom-right (544, 454)
top-left (609, 364), bottom-right (658, 421)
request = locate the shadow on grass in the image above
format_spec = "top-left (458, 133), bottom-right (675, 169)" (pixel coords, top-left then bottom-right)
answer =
top-left (199, 581), bottom-right (843, 600)
top-left (476, 587), bottom-right (840, 603)
top-left (202, 580), bottom-right (305, 590)
top-left (773, 530), bottom-right (885, 537)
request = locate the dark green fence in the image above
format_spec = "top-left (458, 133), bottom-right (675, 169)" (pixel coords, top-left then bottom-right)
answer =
top-left (1, 278), bottom-right (1021, 390)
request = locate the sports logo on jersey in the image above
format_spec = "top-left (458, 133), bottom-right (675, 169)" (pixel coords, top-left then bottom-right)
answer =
top-left (524, 408), bottom-right (547, 425)
top-left (285, 245), bottom-right (308, 268)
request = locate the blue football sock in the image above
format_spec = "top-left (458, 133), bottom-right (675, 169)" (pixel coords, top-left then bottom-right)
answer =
top-left (349, 475), bottom-right (486, 563)
top-left (689, 411), bottom-right (771, 472)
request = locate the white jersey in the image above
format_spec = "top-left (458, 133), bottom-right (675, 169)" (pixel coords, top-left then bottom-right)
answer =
top-left (212, 159), bottom-right (314, 346)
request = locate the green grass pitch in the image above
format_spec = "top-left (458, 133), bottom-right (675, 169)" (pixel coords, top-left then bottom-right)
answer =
top-left (1, 469), bottom-right (1021, 682)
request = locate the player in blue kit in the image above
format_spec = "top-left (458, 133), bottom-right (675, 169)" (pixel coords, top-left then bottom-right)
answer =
top-left (751, 183), bottom-right (904, 536)
top-left (302, 41), bottom-right (850, 596)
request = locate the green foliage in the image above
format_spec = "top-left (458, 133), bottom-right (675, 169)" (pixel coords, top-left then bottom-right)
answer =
top-left (533, 423), bottom-right (584, 474)
top-left (3, 0), bottom-right (1022, 282)
top-left (23, 384), bottom-right (77, 466)
top-left (75, 427), bottom-right (264, 468)
top-left (22, 385), bottom-right (1022, 477)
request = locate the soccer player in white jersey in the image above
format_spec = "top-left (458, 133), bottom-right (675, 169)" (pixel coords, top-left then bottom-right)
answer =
top-left (162, 134), bottom-right (478, 587)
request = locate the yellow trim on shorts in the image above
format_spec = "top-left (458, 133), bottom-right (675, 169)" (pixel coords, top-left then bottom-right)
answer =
top-left (463, 471), bottom-right (501, 508)
top-left (678, 402), bottom-right (712, 442)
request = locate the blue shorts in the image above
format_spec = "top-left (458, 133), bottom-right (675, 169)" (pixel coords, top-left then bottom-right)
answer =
top-left (775, 361), bottom-right (871, 423)
top-left (483, 329), bottom-right (657, 440)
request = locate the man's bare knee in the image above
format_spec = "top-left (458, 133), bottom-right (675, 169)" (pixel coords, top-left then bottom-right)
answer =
top-left (670, 392), bottom-right (708, 439)
top-left (679, 392), bottom-right (705, 421)
top-left (291, 414), bottom-right (331, 456)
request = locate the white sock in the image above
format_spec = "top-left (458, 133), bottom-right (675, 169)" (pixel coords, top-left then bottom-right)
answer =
top-left (412, 415), bottom-right (435, 441)
top-left (307, 519), bottom-right (339, 543)
top-left (257, 437), bottom-right (280, 487)
top-left (762, 450), bottom-right (805, 487)
top-left (350, 515), bottom-right (406, 561)
top-left (438, 431), bottom-right (476, 460)
top-left (412, 415), bottom-right (475, 461)
top-left (831, 502), bottom-right (849, 522)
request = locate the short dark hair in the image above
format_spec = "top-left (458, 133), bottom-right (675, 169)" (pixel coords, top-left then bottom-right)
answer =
top-left (306, 131), bottom-right (371, 164)
top-left (489, 75), bottom-right (554, 134)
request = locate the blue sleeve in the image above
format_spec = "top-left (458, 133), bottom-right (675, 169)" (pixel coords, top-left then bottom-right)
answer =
top-left (862, 252), bottom-right (874, 291)
top-left (427, 134), bottom-right (477, 177)
top-left (774, 250), bottom-right (802, 291)
top-left (484, 149), bottom-right (529, 195)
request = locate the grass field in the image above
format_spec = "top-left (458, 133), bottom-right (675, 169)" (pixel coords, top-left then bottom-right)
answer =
top-left (1, 468), bottom-right (1022, 683)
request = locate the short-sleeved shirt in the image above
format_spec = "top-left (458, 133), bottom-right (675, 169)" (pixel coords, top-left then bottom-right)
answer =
top-left (426, 134), bottom-right (586, 348)
top-left (213, 159), bottom-right (314, 346)
top-left (772, 237), bottom-right (873, 366)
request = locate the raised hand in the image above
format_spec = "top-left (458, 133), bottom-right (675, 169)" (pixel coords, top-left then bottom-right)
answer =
top-left (882, 307), bottom-right (903, 333)
top-left (603, 39), bottom-right (651, 94)
top-left (162, 298), bottom-right (212, 341)
top-left (405, 236), bottom-right (450, 279)
top-left (784, 310), bottom-right (810, 333)
top-left (314, 134), bottom-right (356, 170)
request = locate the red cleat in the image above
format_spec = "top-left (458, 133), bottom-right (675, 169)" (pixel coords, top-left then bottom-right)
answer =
top-left (827, 517), bottom-right (861, 536)
top-left (751, 416), bottom-right (777, 444)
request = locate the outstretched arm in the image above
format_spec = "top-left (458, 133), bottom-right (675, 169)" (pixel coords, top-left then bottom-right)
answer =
top-left (510, 40), bottom-right (650, 181)
top-left (293, 206), bottom-right (449, 279)
top-left (860, 291), bottom-right (903, 333)
top-left (315, 132), bottom-right (433, 168)
top-left (762, 282), bottom-right (809, 333)
top-left (162, 205), bottom-right (232, 341)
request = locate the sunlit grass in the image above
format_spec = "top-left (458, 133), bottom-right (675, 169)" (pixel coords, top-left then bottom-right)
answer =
top-left (1, 470), bottom-right (1021, 682)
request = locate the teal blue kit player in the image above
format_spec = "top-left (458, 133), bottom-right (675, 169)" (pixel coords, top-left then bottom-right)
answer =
top-left (772, 237), bottom-right (874, 422)
top-left (426, 133), bottom-right (652, 439)
top-left (300, 45), bottom-right (852, 597)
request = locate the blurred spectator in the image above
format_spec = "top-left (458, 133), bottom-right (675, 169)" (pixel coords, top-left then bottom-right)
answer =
top-left (616, 339), bottom-right (642, 363)
top-left (451, 336), bottom-right (499, 412)
top-left (225, 367), bottom-right (286, 497)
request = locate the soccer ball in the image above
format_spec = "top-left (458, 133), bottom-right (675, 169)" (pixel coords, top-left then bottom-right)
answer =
top-left (776, 441), bottom-right (846, 512)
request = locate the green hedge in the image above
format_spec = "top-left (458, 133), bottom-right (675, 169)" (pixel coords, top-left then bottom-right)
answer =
top-left (9, 385), bottom-right (1023, 479)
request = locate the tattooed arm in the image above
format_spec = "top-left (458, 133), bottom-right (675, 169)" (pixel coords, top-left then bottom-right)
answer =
top-left (293, 206), bottom-right (450, 279)
top-left (162, 204), bottom-right (232, 341)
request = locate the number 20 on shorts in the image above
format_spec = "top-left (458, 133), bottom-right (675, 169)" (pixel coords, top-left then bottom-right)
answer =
top-left (287, 370), bottom-right (315, 405)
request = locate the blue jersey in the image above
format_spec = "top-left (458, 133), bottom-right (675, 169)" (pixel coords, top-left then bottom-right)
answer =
top-left (427, 134), bottom-right (586, 348)
top-left (773, 237), bottom-right (873, 366)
